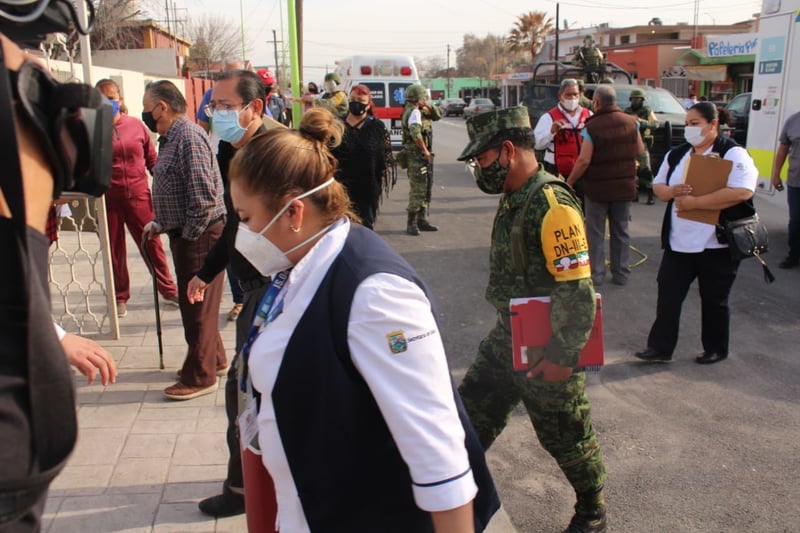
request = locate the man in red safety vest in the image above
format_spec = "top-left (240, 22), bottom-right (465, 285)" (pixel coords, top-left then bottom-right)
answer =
top-left (534, 78), bottom-right (592, 206)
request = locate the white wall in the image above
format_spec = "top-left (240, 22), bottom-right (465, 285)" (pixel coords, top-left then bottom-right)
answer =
top-left (45, 58), bottom-right (184, 119)
top-left (93, 48), bottom-right (178, 78)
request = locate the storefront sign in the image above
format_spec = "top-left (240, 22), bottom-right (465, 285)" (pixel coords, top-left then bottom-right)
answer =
top-left (706, 33), bottom-right (758, 57)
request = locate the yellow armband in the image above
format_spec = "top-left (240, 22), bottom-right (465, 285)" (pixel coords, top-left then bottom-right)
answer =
top-left (541, 186), bottom-right (590, 281)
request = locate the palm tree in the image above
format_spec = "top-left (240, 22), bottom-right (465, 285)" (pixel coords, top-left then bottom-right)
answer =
top-left (507, 11), bottom-right (555, 62)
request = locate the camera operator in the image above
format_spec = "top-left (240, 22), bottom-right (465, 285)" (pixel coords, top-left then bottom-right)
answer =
top-left (1, 2), bottom-right (115, 522)
top-left (0, 32), bottom-right (77, 530)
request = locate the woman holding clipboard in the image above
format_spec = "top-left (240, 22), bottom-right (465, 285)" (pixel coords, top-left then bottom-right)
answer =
top-left (635, 102), bottom-right (758, 365)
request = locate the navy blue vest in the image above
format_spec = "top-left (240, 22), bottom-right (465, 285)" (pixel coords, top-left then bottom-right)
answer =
top-left (269, 225), bottom-right (500, 532)
top-left (660, 135), bottom-right (755, 250)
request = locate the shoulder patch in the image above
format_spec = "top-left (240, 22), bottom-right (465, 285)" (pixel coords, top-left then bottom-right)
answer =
top-left (386, 330), bottom-right (408, 354)
top-left (541, 187), bottom-right (590, 281)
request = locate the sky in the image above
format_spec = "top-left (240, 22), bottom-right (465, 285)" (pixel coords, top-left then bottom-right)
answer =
top-left (172, 0), bottom-right (763, 84)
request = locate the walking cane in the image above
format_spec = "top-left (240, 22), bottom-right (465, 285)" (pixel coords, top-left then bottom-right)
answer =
top-left (140, 231), bottom-right (165, 369)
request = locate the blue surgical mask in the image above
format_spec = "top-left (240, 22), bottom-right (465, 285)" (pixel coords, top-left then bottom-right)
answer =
top-left (213, 105), bottom-right (249, 143)
top-left (110, 99), bottom-right (120, 116)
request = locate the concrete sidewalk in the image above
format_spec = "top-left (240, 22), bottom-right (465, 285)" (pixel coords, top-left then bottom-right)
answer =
top-left (46, 231), bottom-right (517, 532)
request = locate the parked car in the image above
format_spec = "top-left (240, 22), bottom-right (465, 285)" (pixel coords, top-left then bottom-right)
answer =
top-left (463, 98), bottom-right (496, 119)
top-left (440, 97), bottom-right (467, 117)
top-left (722, 92), bottom-right (751, 147)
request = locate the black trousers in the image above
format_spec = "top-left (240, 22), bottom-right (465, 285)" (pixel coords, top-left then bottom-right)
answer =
top-left (224, 282), bottom-right (269, 490)
top-left (647, 248), bottom-right (740, 357)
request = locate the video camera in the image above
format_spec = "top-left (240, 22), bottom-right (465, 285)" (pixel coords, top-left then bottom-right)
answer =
top-left (0, 0), bottom-right (111, 197)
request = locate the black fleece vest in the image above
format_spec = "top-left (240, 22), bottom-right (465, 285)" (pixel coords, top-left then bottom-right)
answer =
top-left (270, 224), bottom-right (500, 532)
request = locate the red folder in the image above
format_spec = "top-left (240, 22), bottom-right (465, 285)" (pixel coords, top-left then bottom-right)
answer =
top-left (509, 294), bottom-right (604, 372)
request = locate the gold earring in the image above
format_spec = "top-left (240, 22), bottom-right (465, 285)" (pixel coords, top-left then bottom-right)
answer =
top-left (289, 225), bottom-right (301, 233)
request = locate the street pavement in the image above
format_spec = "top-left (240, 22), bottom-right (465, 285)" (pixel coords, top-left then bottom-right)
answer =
top-left (46, 116), bottom-right (800, 532)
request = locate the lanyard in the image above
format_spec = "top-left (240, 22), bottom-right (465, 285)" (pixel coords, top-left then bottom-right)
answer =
top-left (239, 269), bottom-right (290, 393)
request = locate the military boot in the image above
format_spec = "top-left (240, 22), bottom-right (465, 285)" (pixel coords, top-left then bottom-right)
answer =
top-left (646, 189), bottom-right (655, 205)
top-left (417, 208), bottom-right (439, 232)
top-left (563, 487), bottom-right (607, 533)
top-left (406, 211), bottom-right (420, 236)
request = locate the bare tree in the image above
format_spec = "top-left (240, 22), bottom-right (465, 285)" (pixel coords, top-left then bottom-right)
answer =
top-left (416, 55), bottom-right (447, 78)
top-left (90, 0), bottom-right (147, 50)
top-left (456, 33), bottom-right (519, 77)
top-left (507, 11), bottom-right (555, 62)
top-left (186, 14), bottom-right (243, 72)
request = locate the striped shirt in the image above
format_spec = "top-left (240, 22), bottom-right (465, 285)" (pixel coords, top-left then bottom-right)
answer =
top-left (152, 115), bottom-right (225, 241)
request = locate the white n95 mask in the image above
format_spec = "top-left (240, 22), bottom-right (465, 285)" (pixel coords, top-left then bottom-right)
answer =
top-left (234, 178), bottom-right (335, 277)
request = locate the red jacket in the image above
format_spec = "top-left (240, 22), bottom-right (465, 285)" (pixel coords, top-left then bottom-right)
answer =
top-left (107, 114), bottom-right (158, 201)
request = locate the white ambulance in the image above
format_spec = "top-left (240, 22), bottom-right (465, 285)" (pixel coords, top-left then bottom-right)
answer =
top-left (747, 0), bottom-right (800, 188)
top-left (335, 54), bottom-right (421, 149)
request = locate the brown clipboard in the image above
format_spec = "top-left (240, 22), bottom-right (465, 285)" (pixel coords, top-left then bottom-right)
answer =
top-left (676, 154), bottom-right (732, 225)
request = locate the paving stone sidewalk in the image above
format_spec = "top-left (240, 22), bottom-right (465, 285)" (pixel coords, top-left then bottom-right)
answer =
top-left (46, 231), bottom-right (517, 532)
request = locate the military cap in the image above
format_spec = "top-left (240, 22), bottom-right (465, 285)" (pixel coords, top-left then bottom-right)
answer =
top-left (405, 84), bottom-right (427, 102)
top-left (324, 72), bottom-right (341, 84)
top-left (457, 106), bottom-right (530, 161)
top-left (630, 88), bottom-right (646, 99)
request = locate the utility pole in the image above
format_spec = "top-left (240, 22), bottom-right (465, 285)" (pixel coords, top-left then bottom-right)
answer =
top-left (164, 0), bottom-right (171, 44)
top-left (239, 0), bottom-right (246, 64)
top-left (446, 44), bottom-right (451, 98)
top-left (296, 0), bottom-right (303, 84)
top-left (279, 0), bottom-right (286, 88)
top-left (271, 30), bottom-right (281, 84)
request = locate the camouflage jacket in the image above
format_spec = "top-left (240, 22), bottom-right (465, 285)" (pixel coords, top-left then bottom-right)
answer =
top-left (401, 103), bottom-right (442, 152)
top-left (487, 170), bottom-right (596, 367)
top-left (314, 90), bottom-right (348, 118)
top-left (573, 46), bottom-right (604, 68)
top-left (623, 105), bottom-right (659, 132)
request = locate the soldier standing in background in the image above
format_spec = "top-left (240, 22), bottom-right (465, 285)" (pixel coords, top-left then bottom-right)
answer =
top-left (312, 72), bottom-right (348, 117)
top-left (624, 88), bottom-right (659, 205)
top-left (573, 35), bottom-right (605, 83)
top-left (457, 107), bottom-right (608, 533)
top-left (401, 83), bottom-right (441, 235)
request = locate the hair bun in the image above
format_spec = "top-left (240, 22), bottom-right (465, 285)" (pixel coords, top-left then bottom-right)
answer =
top-left (298, 107), bottom-right (343, 149)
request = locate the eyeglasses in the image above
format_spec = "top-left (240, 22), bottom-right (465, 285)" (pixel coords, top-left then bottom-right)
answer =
top-left (203, 101), bottom-right (247, 117)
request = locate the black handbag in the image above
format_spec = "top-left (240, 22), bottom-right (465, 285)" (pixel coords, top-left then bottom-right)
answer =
top-left (716, 204), bottom-right (775, 283)
top-left (722, 214), bottom-right (769, 260)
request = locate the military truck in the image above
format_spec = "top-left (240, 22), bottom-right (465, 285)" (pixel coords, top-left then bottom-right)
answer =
top-left (522, 60), bottom-right (687, 173)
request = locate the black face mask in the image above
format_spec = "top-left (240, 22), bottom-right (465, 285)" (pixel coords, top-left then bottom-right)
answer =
top-left (141, 108), bottom-right (159, 133)
top-left (349, 101), bottom-right (368, 116)
top-left (630, 100), bottom-right (643, 111)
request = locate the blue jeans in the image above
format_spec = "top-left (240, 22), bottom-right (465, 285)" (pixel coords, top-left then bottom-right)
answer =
top-left (787, 185), bottom-right (800, 260)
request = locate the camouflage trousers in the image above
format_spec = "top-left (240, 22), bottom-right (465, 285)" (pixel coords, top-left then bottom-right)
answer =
top-left (458, 318), bottom-right (607, 494)
top-left (406, 152), bottom-right (430, 213)
top-left (636, 150), bottom-right (653, 191)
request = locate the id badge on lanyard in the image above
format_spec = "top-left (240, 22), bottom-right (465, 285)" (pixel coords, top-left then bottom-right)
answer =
top-left (239, 269), bottom-right (290, 394)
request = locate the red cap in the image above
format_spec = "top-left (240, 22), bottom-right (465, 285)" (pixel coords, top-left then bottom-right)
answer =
top-left (257, 68), bottom-right (275, 86)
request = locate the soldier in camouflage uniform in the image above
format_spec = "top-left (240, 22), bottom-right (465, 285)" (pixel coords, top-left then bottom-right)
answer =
top-left (573, 35), bottom-right (606, 83)
top-left (401, 84), bottom-right (442, 235)
top-left (313, 72), bottom-right (348, 117)
top-left (624, 88), bottom-right (659, 204)
top-left (457, 107), bottom-right (608, 533)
